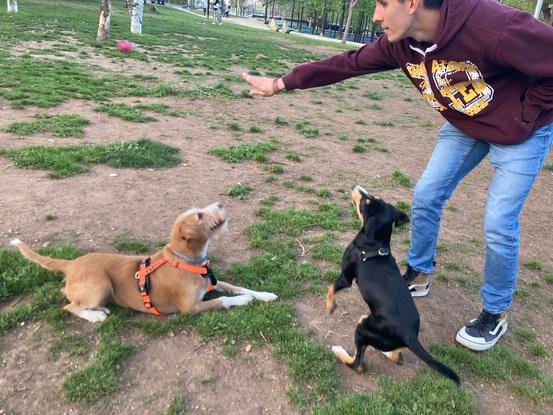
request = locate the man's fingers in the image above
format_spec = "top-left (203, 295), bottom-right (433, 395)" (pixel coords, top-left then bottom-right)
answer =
top-left (242, 72), bottom-right (254, 84)
top-left (250, 89), bottom-right (266, 97)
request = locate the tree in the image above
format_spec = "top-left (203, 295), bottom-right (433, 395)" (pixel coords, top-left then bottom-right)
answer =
top-left (503, 0), bottom-right (553, 25)
top-left (131, 0), bottom-right (144, 34)
top-left (97, 0), bottom-right (112, 41)
top-left (7, 0), bottom-right (18, 13)
top-left (342, 0), bottom-right (358, 43)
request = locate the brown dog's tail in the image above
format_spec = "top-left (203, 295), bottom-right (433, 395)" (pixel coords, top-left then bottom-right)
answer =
top-left (10, 239), bottom-right (70, 273)
top-left (408, 338), bottom-right (460, 385)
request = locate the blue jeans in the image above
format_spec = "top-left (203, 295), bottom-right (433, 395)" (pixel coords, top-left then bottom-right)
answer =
top-left (408, 122), bottom-right (553, 314)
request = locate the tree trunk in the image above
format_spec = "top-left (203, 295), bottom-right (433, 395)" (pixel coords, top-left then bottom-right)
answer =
top-left (545, 5), bottom-right (552, 25)
top-left (341, 0), bottom-right (358, 44)
top-left (97, 0), bottom-right (112, 41)
top-left (131, 0), bottom-right (144, 34)
top-left (7, 0), bottom-right (18, 13)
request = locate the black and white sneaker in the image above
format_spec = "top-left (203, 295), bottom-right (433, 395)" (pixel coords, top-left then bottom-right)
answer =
top-left (456, 310), bottom-right (508, 351)
top-left (403, 265), bottom-right (430, 297)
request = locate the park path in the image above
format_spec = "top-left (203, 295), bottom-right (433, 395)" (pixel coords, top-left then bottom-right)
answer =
top-left (165, 3), bottom-right (365, 47)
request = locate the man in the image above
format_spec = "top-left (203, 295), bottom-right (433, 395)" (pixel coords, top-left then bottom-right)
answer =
top-left (242, 0), bottom-right (553, 351)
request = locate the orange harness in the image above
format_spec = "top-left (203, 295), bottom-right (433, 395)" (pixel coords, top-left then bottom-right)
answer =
top-left (135, 256), bottom-right (218, 316)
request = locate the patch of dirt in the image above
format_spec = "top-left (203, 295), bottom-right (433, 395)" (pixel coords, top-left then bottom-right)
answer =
top-left (0, 321), bottom-right (294, 415)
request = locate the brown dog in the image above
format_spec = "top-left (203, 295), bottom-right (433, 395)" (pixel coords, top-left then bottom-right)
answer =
top-left (10, 202), bottom-right (277, 322)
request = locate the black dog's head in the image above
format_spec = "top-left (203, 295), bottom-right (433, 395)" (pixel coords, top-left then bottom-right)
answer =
top-left (351, 185), bottom-right (410, 243)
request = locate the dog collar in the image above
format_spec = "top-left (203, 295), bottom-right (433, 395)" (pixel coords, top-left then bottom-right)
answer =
top-left (169, 247), bottom-right (208, 265)
top-left (360, 247), bottom-right (390, 262)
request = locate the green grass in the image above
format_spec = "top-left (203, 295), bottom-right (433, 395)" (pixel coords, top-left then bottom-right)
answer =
top-left (295, 120), bottom-right (319, 138)
top-left (283, 181), bottom-right (332, 199)
top-left (431, 344), bottom-right (553, 403)
top-left (260, 195), bottom-right (279, 207)
top-left (230, 203), bottom-right (355, 297)
top-left (363, 90), bottom-right (382, 100)
top-left (285, 151), bottom-right (301, 162)
top-left (0, 244), bottom-right (83, 335)
top-left (5, 114), bottom-right (90, 137)
top-left (545, 274), bottom-right (553, 284)
top-left (305, 232), bottom-right (343, 264)
top-left (0, 245), bottom-right (82, 302)
top-left (49, 334), bottom-right (88, 360)
top-left (522, 260), bottom-right (543, 271)
top-left (0, 138), bottom-right (180, 178)
top-left (274, 117), bottom-right (289, 126)
top-left (512, 328), bottom-right (549, 359)
top-left (113, 233), bottom-right (151, 254)
top-left (374, 120), bottom-right (395, 127)
top-left (444, 261), bottom-right (462, 271)
top-left (226, 183), bottom-right (254, 200)
top-left (226, 121), bottom-right (242, 131)
top-left (249, 125), bottom-right (262, 133)
top-left (95, 103), bottom-right (157, 122)
top-left (395, 201), bottom-right (411, 211)
top-left (62, 316), bottom-right (135, 404)
top-left (166, 394), bottom-right (187, 415)
top-left (208, 142), bottom-right (276, 163)
top-left (391, 170), bottom-right (413, 188)
top-left (315, 373), bottom-right (476, 415)
top-left (265, 164), bottom-right (285, 174)
top-left (0, 0), bottom-right (324, 108)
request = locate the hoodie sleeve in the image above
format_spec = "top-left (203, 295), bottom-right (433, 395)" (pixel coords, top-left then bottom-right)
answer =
top-left (282, 36), bottom-right (399, 91)
top-left (495, 12), bottom-right (553, 123)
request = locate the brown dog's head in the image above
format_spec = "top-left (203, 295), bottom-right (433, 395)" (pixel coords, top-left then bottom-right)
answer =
top-left (351, 185), bottom-right (409, 240)
top-left (169, 202), bottom-right (228, 257)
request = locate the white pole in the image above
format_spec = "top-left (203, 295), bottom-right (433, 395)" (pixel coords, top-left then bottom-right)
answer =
top-left (533, 0), bottom-right (544, 19)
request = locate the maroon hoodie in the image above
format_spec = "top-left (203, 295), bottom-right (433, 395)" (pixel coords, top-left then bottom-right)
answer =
top-left (282, 0), bottom-right (553, 144)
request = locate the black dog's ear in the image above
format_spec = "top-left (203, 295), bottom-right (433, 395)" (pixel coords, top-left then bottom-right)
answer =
top-left (394, 209), bottom-right (410, 227)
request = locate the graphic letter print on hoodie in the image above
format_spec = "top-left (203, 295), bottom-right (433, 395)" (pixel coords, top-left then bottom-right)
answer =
top-left (406, 60), bottom-right (494, 116)
top-left (431, 60), bottom-right (494, 116)
top-left (405, 62), bottom-right (447, 112)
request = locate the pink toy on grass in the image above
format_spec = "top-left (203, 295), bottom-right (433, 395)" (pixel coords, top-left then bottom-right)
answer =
top-left (116, 39), bottom-right (135, 53)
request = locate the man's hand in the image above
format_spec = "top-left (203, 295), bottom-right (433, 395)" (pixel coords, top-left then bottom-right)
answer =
top-left (242, 72), bottom-right (284, 97)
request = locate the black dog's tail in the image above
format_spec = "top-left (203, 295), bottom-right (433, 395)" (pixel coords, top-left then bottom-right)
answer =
top-left (408, 338), bottom-right (460, 385)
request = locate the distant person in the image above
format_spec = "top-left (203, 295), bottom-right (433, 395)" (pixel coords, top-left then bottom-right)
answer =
top-left (212, 0), bottom-right (223, 25)
top-left (224, 5), bottom-right (230, 17)
top-left (243, 0), bottom-right (553, 352)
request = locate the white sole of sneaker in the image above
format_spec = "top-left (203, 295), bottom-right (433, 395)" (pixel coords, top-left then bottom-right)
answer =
top-left (410, 286), bottom-right (429, 297)
top-left (455, 319), bottom-right (508, 351)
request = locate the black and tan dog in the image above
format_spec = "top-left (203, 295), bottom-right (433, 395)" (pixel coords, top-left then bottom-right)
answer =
top-left (326, 186), bottom-right (459, 384)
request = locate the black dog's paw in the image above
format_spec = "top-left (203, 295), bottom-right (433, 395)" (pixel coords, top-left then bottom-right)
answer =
top-left (326, 285), bottom-right (337, 314)
top-left (326, 299), bottom-right (337, 314)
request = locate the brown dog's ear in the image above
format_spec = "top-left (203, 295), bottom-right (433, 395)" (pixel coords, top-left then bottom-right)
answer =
top-left (394, 210), bottom-right (410, 227)
top-left (179, 222), bottom-right (207, 241)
